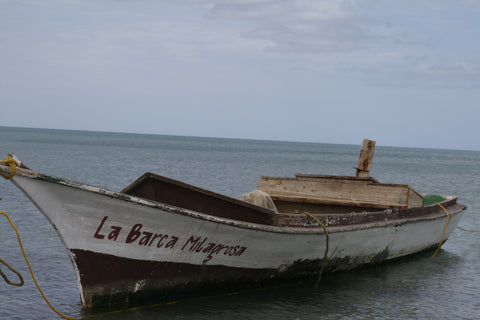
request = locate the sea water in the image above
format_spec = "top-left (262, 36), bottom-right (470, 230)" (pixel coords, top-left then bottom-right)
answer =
top-left (0, 126), bottom-right (479, 320)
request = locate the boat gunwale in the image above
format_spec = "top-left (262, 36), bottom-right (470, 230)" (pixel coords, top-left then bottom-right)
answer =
top-left (3, 165), bottom-right (466, 236)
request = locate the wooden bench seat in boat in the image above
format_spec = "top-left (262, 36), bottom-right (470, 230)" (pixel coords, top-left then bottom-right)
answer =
top-left (258, 174), bottom-right (424, 214)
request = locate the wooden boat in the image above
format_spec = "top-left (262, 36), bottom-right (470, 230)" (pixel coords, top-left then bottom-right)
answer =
top-left (0, 140), bottom-right (466, 308)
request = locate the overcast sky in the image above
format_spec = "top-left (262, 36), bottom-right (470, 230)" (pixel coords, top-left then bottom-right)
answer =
top-left (1, 0), bottom-right (479, 150)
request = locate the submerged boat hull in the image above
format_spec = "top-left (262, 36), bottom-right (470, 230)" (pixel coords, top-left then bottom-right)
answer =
top-left (8, 171), bottom-right (465, 308)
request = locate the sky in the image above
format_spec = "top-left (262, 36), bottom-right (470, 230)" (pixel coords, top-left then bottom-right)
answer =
top-left (1, 0), bottom-right (479, 150)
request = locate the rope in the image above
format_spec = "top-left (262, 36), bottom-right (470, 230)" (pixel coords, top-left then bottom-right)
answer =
top-left (0, 257), bottom-right (24, 286)
top-left (429, 202), bottom-right (450, 259)
top-left (0, 156), bottom-right (19, 180)
top-left (456, 227), bottom-right (477, 233)
top-left (303, 212), bottom-right (329, 288)
top-left (0, 211), bottom-right (75, 319)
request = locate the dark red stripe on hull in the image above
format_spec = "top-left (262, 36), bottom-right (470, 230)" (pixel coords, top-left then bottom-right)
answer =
top-left (71, 249), bottom-right (276, 308)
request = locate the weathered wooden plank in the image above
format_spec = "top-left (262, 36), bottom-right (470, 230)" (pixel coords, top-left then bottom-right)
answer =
top-left (267, 191), bottom-right (405, 209)
top-left (296, 173), bottom-right (380, 183)
top-left (356, 139), bottom-right (376, 178)
top-left (408, 186), bottom-right (425, 208)
top-left (258, 175), bottom-right (424, 209)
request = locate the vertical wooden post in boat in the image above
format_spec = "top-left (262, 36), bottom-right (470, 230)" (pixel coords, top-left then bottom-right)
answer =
top-left (356, 139), bottom-right (376, 178)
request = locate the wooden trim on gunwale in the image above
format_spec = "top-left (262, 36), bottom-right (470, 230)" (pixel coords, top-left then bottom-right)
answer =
top-left (276, 198), bottom-right (463, 228)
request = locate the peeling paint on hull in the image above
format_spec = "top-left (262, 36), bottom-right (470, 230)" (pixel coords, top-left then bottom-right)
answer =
top-left (71, 242), bottom-right (442, 308)
top-left (71, 249), bottom-right (276, 307)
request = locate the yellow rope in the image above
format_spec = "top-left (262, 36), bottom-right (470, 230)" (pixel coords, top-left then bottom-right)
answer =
top-left (456, 227), bottom-right (477, 232)
top-left (0, 257), bottom-right (24, 286)
top-left (0, 156), bottom-right (19, 179)
top-left (429, 202), bottom-right (450, 259)
top-left (303, 212), bottom-right (329, 288)
top-left (0, 211), bottom-right (75, 320)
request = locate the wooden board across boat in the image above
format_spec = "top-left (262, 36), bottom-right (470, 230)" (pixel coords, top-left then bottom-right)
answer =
top-left (0, 140), bottom-right (466, 309)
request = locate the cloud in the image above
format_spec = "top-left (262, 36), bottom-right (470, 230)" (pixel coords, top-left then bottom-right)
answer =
top-left (193, 0), bottom-right (480, 89)
top-left (418, 63), bottom-right (480, 76)
top-left (204, 0), bottom-right (409, 54)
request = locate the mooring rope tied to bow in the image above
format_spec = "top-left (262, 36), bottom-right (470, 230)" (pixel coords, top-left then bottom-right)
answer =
top-left (0, 257), bottom-right (24, 286)
top-left (0, 211), bottom-right (75, 319)
top-left (0, 156), bottom-right (18, 180)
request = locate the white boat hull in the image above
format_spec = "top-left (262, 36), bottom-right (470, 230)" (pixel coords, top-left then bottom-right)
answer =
top-left (9, 172), bottom-right (465, 308)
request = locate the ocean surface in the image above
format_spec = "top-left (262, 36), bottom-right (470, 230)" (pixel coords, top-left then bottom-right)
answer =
top-left (0, 126), bottom-right (479, 320)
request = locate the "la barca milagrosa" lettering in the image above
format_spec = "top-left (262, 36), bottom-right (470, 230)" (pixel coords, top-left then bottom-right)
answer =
top-left (93, 216), bottom-right (247, 263)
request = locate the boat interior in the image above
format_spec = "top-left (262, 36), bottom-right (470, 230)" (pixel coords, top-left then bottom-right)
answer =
top-left (121, 172), bottom-right (444, 228)
top-left (122, 172), bottom-right (277, 225)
